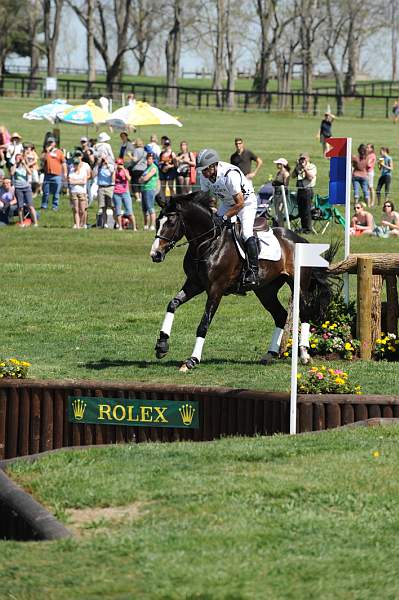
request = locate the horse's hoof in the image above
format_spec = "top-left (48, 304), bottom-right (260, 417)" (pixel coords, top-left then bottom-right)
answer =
top-left (179, 357), bottom-right (199, 372)
top-left (155, 338), bottom-right (169, 360)
top-left (260, 352), bottom-right (277, 365)
top-left (300, 353), bottom-right (312, 365)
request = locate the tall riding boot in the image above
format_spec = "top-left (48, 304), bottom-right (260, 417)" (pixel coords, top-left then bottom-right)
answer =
top-left (243, 236), bottom-right (259, 286)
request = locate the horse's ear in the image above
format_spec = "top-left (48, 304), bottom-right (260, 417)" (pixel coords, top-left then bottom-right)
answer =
top-left (155, 193), bottom-right (166, 209)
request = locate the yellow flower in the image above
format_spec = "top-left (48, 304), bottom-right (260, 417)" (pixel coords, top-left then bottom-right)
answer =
top-left (283, 352), bottom-right (289, 357)
top-left (388, 346), bottom-right (395, 352)
top-left (344, 342), bottom-right (353, 351)
top-left (9, 358), bottom-right (19, 364)
top-left (320, 366), bottom-right (326, 371)
top-left (335, 377), bottom-right (345, 385)
top-left (20, 361), bottom-right (31, 367)
top-left (311, 343), bottom-right (316, 348)
top-left (297, 373), bottom-right (302, 379)
top-left (328, 368), bottom-right (335, 375)
top-left (372, 450), bottom-right (380, 458)
top-left (310, 367), bottom-right (318, 372)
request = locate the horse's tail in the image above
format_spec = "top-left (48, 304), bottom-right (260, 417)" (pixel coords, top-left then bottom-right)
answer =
top-left (304, 240), bottom-right (342, 321)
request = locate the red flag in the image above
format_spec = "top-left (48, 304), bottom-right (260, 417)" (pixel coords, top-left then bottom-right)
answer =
top-left (325, 138), bottom-right (347, 158)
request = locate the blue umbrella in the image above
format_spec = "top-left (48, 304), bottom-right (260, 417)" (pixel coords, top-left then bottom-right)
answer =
top-left (23, 99), bottom-right (73, 123)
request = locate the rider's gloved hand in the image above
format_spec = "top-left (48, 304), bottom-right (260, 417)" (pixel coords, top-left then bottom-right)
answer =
top-left (222, 215), bottom-right (232, 229)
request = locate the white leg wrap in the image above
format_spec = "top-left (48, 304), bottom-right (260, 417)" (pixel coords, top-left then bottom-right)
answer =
top-left (268, 327), bottom-right (284, 354)
top-left (192, 337), bottom-right (205, 362)
top-left (300, 322), bottom-right (310, 347)
top-left (161, 312), bottom-right (175, 337)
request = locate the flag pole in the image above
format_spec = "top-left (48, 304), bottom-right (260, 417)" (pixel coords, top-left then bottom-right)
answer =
top-left (344, 138), bottom-right (352, 304)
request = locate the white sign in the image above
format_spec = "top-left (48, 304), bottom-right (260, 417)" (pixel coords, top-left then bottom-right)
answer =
top-left (290, 243), bottom-right (330, 435)
top-left (45, 77), bottom-right (57, 92)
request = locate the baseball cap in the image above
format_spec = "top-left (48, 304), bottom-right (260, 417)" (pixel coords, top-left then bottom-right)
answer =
top-left (299, 152), bottom-right (309, 159)
top-left (80, 136), bottom-right (88, 143)
top-left (116, 158), bottom-right (124, 165)
top-left (273, 157), bottom-right (288, 166)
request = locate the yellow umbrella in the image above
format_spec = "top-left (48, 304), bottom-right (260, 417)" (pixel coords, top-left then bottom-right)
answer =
top-left (106, 101), bottom-right (182, 129)
top-left (58, 100), bottom-right (109, 125)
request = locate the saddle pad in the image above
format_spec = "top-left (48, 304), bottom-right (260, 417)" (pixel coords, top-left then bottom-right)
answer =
top-left (257, 229), bottom-right (281, 261)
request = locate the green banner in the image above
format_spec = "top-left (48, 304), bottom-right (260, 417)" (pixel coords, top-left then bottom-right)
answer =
top-left (68, 396), bottom-right (199, 429)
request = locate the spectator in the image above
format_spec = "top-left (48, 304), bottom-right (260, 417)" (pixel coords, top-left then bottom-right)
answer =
top-left (147, 134), bottom-right (161, 159)
top-left (292, 152), bottom-right (317, 234)
top-left (67, 152), bottom-right (91, 229)
top-left (119, 131), bottom-right (134, 161)
top-left (366, 143), bottom-right (376, 207)
top-left (352, 144), bottom-right (369, 206)
top-left (10, 153), bottom-right (38, 227)
top-left (159, 137), bottom-right (177, 196)
top-left (80, 137), bottom-right (96, 167)
top-left (230, 137), bottom-right (262, 180)
top-left (318, 112), bottom-right (335, 157)
top-left (378, 201), bottom-right (399, 237)
top-left (96, 154), bottom-right (115, 228)
top-left (41, 137), bottom-right (67, 211)
top-left (376, 147), bottom-right (393, 205)
top-left (24, 143), bottom-right (41, 197)
top-left (350, 202), bottom-right (374, 236)
top-left (0, 178), bottom-right (17, 224)
top-left (392, 98), bottom-right (399, 123)
top-left (271, 157), bottom-right (290, 226)
top-left (94, 132), bottom-right (114, 164)
top-left (129, 138), bottom-right (147, 203)
top-left (6, 132), bottom-right (24, 169)
top-left (113, 158), bottom-right (137, 231)
top-left (0, 126), bottom-right (10, 169)
top-left (176, 141), bottom-right (196, 194)
top-left (138, 152), bottom-right (159, 230)
top-left (127, 93), bottom-right (136, 106)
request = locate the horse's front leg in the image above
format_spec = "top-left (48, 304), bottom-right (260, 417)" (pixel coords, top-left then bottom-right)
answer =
top-left (299, 322), bottom-right (312, 365)
top-left (179, 291), bottom-right (222, 372)
top-left (155, 280), bottom-right (203, 359)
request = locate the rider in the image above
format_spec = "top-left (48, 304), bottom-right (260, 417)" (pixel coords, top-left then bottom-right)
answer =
top-left (196, 148), bottom-right (259, 286)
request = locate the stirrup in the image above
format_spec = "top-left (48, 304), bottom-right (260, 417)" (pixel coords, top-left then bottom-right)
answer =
top-left (243, 268), bottom-right (259, 287)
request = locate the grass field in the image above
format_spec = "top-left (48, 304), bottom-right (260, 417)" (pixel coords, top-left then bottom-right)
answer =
top-left (2, 425), bottom-right (399, 599)
top-left (1, 100), bottom-right (399, 393)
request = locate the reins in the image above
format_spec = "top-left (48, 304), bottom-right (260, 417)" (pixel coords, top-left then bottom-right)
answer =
top-left (156, 213), bottom-right (222, 259)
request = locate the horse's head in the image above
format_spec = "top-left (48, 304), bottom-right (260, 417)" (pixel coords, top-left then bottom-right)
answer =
top-left (150, 195), bottom-right (185, 262)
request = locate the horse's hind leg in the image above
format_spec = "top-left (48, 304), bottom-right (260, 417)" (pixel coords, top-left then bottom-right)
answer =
top-left (155, 280), bottom-right (203, 359)
top-left (255, 278), bottom-right (287, 365)
top-left (180, 289), bottom-right (222, 372)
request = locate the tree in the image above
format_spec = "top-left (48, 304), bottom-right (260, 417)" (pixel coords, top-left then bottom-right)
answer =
top-left (71, 0), bottom-right (135, 93)
top-left (43, 0), bottom-right (65, 79)
top-left (165, 0), bottom-right (182, 107)
top-left (0, 0), bottom-right (27, 83)
top-left (130, 0), bottom-right (162, 76)
top-left (322, 0), bottom-right (347, 114)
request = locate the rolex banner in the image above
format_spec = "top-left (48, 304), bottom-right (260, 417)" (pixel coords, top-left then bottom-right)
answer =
top-left (68, 396), bottom-right (199, 429)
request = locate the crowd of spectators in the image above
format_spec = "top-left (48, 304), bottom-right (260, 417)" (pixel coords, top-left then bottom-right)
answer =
top-left (0, 121), bottom-right (397, 240)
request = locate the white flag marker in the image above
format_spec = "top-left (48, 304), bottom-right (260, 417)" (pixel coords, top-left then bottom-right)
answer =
top-left (290, 243), bottom-right (330, 435)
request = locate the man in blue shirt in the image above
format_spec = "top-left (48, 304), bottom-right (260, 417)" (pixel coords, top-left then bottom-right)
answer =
top-left (96, 155), bottom-right (115, 228)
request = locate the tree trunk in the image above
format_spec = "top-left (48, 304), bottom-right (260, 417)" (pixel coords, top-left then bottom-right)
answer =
top-left (300, 17), bottom-right (313, 113)
top-left (87, 0), bottom-right (96, 93)
top-left (212, 0), bottom-right (225, 108)
top-left (343, 19), bottom-right (358, 95)
top-left (225, 0), bottom-right (235, 110)
top-left (252, 0), bottom-right (275, 107)
top-left (165, 0), bottom-right (182, 107)
top-left (43, 0), bottom-right (64, 95)
top-left (391, 0), bottom-right (398, 81)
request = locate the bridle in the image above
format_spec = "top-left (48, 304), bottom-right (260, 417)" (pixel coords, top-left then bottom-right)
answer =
top-left (155, 211), bottom-right (223, 259)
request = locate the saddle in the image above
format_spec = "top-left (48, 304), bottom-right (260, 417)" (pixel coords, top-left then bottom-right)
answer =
top-left (231, 215), bottom-right (269, 260)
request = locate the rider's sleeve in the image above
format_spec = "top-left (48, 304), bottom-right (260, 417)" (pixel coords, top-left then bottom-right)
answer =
top-left (224, 170), bottom-right (243, 196)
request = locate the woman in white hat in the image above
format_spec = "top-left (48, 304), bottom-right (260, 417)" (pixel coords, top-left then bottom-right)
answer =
top-left (94, 132), bottom-right (115, 164)
top-left (272, 158), bottom-right (290, 226)
top-left (6, 132), bottom-right (24, 168)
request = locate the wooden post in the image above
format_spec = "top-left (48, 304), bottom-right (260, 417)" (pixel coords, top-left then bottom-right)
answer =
top-left (385, 275), bottom-right (399, 335)
top-left (357, 257), bottom-right (373, 359)
top-left (371, 275), bottom-right (383, 353)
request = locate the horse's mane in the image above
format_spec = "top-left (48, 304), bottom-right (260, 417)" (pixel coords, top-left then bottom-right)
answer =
top-left (166, 191), bottom-right (214, 217)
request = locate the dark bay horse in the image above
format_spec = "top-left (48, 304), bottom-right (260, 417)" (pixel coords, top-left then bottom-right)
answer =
top-left (150, 191), bottom-right (332, 372)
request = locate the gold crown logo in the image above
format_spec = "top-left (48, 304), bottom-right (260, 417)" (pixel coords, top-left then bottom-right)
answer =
top-left (72, 398), bottom-right (87, 420)
top-left (179, 403), bottom-right (195, 426)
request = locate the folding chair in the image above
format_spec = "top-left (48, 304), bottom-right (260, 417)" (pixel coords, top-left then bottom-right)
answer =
top-left (311, 194), bottom-right (345, 235)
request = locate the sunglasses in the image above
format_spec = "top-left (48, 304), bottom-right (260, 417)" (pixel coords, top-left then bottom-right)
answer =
top-left (384, 204), bottom-right (392, 208)
top-left (355, 206), bottom-right (362, 209)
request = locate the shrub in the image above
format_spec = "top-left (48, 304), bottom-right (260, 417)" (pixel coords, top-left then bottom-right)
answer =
top-left (297, 366), bottom-right (362, 394)
top-left (374, 333), bottom-right (399, 361)
top-left (0, 358), bottom-right (31, 379)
